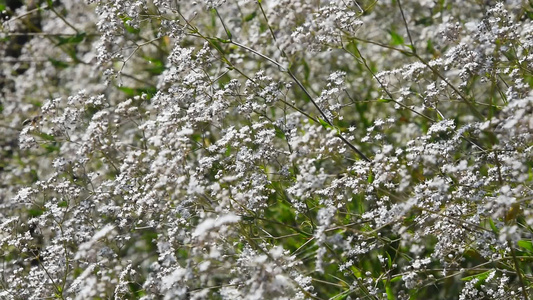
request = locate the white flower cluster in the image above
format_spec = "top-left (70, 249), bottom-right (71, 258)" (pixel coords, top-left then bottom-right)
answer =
top-left (1, 0), bottom-right (532, 299)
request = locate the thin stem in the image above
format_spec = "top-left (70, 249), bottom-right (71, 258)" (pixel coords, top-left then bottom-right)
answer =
top-left (345, 41), bottom-right (486, 152)
top-left (396, 0), bottom-right (416, 53)
top-left (36, 257), bottom-right (66, 299)
top-left (45, 5), bottom-right (80, 34)
top-left (310, 278), bottom-right (345, 288)
top-left (257, 1), bottom-right (282, 50)
top-left (231, 40), bottom-right (285, 70)
top-left (508, 240), bottom-right (529, 299)
top-left (1, 32), bottom-right (97, 37)
top-left (179, 7), bottom-right (372, 161)
top-left (231, 41), bottom-right (371, 161)
top-left (118, 37), bottom-right (163, 84)
top-left (346, 44), bottom-right (436, 123)
top-left (2, 7), bottom-right (41, 24)
top-left (348, 35), bottom-right (485, 120)
top-left (413, 53), bottom-right (485, 120)
top-left (242, 226), bottom-right (324, 300)
top-left (214, 8), bottom-right (232, 40)
top-left (350, 36), bottom-right (413, 56)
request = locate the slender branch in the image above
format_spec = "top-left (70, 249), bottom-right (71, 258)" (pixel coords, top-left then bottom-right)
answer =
top-left (509, 239), bottom-right (529, 299)
top-left (42, 4), bottom-right (80, 34)
top-left (214, 8), bottom-right (232, 40)
top-left (254, 3), bottom-right (374, 162)
top-left (396, 0), bottom-right (416, 53)
top-left (344, 40), bottom-right (486, 152)
top-left (1, 32), bottom-right (98, 37)
top-left (345, 43), bottom-right (436, 123)
top-left (413, 53), bottom-right (485, 120)
top-left (117, 37), bottom-right (163, 84)
top-left (2, 7), bottom-right (41, 24)
top-left (231, 41), bottom-right (285, 70)
top-left (348, 36), bottom-right (485, 120)
top-left (231, 41), bottom-right (371, 162)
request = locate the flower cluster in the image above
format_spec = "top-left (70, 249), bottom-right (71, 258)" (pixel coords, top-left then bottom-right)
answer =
top-left (1, 0), bottom-right (532, 299)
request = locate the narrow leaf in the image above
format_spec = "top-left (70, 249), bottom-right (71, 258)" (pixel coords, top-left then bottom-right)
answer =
top-left (518, 240), bottom-right (533, 252)
top-left (388, 29), bottom-right (405, 46)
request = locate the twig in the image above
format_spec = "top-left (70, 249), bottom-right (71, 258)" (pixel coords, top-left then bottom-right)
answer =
top-left (509, 240), bottom-right (529, 299)
top-left (396, 0), bottom-right (416, 53)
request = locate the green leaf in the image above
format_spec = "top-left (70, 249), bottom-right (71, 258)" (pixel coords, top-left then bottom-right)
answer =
top-left (518, 240), bottom-right (533, 252)
top-left (526, 10), bottom-right (533, 21)
top-left (388, 29), bottom-right (405, 46)
top-left (391, 275), bottom-right (402, 283)
top-left (317, 117), bottom-right (332, 130)
top-left (461, 270), bottom-right (492, 288)
top-left (146, 65), bottom-right (165, 75)
top-left (142, 56), bottom-right (165, 75)
top-left (225, 144), bottom-right (232, 157)
top-left (415, 16), bottom-right (433, 26)
top-left (217, 72), bottom-right (231, 88)
top-left (41, 143), bottom-right (60, 153)
top-left (56, 32), bottom-right (86, 46)
top-left (386, 251), bottom-right (392, 269)
top-left (125, 23), bottom-right (140, 34)
top-left (385, 280), bottom-right (395, 300)
top-left (244, 11), bottom-right (257, 22)
top-left (367, 170), bottom-right (374, 183)
top-left (216, 37), bottom-right (231, 44)
top-left (488, 218), bottom-right (499, 234)
top-left (126, 26), bottom-right (139, 34)
top-left (302, 59), bottom-right (311, 81)
top-left (274, 126), bottom-right (286, 139)
top-left (48, 58), bottom-right (69, 69)
top-left (28, 208), bottom-right (44, 217)
top-left (426, 39), bottom-right (435, 55)
top-left (345, 40), bottom-right (361, 58)
top-left (207, 38), bottom-right (223, 52)
top-left (37, 132), bottom-right (56, 142)
top-left (350, 266), bottom-right (362, 278)
top-left (118, 87), bottom-right (136, 97)
top-left (120, 16), bottom-right (140, 34)
top-left (118, 86), bottom-right (157, 98)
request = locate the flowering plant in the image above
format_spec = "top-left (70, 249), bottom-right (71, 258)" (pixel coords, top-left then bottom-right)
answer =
top-left (1, 0), bottom-right (532, 299)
